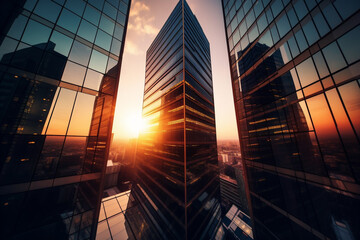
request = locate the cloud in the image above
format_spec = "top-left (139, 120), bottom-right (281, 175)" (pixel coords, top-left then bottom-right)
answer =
top-left (128, 0), bottom-right (159, 36)
top-left (124, 40), bottom-right (142, 56)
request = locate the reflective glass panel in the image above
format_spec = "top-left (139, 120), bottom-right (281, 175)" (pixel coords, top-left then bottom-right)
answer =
top-left (57, 9), bottom-right (81, 33)
top-left (22, 20), bottom-right (51, 47)
top-left (104, 2), bottom-right (117, 19)
top-left (48, 31), bottom-right (73, 56)
top-left (88, 50), bottom-right (108, 73)
top-left (57, 137), bottom-right (86, 177)
top-left (84, 4), bottom-right (101, 26)
top-left (46, 88), bottom-right (76, 135)
top-left (95, 30), bottom-right (112, 51)
top-left (77, 19), bottom-right (97, 42)
top-left (61, 61), bottom-right (86, 86)
top-left (296, 58), bottom-right (318, 87)
top-left (337, 26), bottom-right (360, 65)
top-left (34, 0), bottom-right (61, 23)
top-left (67, 93), bottom-right (96, 136)
top-left (65, 0), bottom-right (86, 16)
top-left (110, 38), bottom-right (121, 56)
top-left (99, 14), bottom-right (115, 35)
top-left (69, 41), bottom-right (91, 66)
top-left (322, 42), bottom-right (346, 73)
top-left (83, 69), bottom-right (103, 90)
top-left (6, 14), bottom-right (28, 40)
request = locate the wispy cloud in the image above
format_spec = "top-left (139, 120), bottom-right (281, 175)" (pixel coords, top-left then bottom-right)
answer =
top-left (128, 0), bottom-right (159, 36)
top-left (124, 40), bottom-right (142, 55)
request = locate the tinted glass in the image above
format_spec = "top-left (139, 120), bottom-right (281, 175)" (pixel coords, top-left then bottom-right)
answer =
top-left (69, 41), bottom-right (91, 66)
top-left (34, 0), bottom-right (61, 23)
top-left (57, 9), bottom-right (81, 33)
top-left (22, 20), bottom-right (51, 46)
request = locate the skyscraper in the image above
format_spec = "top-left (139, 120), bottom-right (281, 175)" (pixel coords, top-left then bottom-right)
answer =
top-left (222, 0), bottom-right (360, 239)
top-left (133, 1), bottom-right (222, 239)
top-left (0, 0), bottom-right (130, 239)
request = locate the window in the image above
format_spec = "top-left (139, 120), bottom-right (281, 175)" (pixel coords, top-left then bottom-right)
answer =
top-left (48, 31), bottom-right (73, 56)
top-left (61, 61), bottom-right (86, 86)
top-left (22, 20), bottom-right (51, 46)
top-left (296, 58), bottom-right (318, 87)
top-left (276, 13), bottom-right (291, 38)
top-left (110, 38), bottom-right (122, 56)
top-left (114, 24), bottom-right (124, 40)
top-left (99, 14), bottom-right (115, 35)
top-left (6, 14), bottom-right (28, 40)
top-left (45, 88), bottom-right (76, 135)
top-left (294, 0), bottom-right (308, 20)
top-left (84, 4), bottom-right (101, 26)
top-left (77, 20), bottom-right (97, 42)
top-left (271, 0), bottom-right (283, 17)
top-left (34, 0), bottom-right (61, 23)
top-left (88, 0), bottom-right (104, 10)
top-left (294, 29), bottom-right (308, 52)
top-left (302, 19), bottom-right (319, 46)
top-left (312, 52), bottom-right (329, 79)
top-left (84, 69), bottom-right (103, 90)
top-left (57, 9), bottom-right (81, 33)
top-left (89, 50), bottom-right (108, 73)
top-left (0, 37), bottom-right (18, 63)
top-left (119, 1), bottom-right (128, 14)
top-left (104, 2), bottom-right (117, 20)
top-left (69, 41), bottom-right (91, 66)
top-left (312, 10), bottom-right (330, 37)
top-left (333, 0), bottom-right (360, 20)
top-left (67, 93), bottom-right (95, 136)
top-left (95, 30), bottom-right (112, 51)
top-left (117, 12), bottom-right (126, 26)
top-left (65, 0), bottom-right (86, 16)
top-left (337, 26), bottom-right (360, 64)
top-left (322, 3), bottom-right (341, 29)
top-left (322, 42), bottom-right (346, 73)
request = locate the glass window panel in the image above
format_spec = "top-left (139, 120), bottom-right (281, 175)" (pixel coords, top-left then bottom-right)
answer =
top-left (240, 34), bottom-right (250, 50)
top-left (104, 2), bottom-right (117, 19)
top-left (84, 69), bottom-right (104, 90)
top-left (95, 30), bottom-right (112, 51)
top-left (239, 21), bottom-right (247, 37)
top-left (67, 93), bottom-right (95, 136)
top-left (53, 0), bottom-right (65, 5)
top-left (106, 57), bottom-right (118, 78)
top-left (96, 221), bottom-right (111, 240)
top-left (34, 0), bottom-right (61, 23)
top-left (248, 25), bottom-right (259, 43)
top-left (246, 10), bottom-right (256, 27)
top-left (69, 41), bottom-right (91, 66)
top-left (322, 42), bottom-right (346, 73)
top-left (114, 24), bottom-right (124, 40)
top-left (99, 204), bottom-right (106, 221)
top-left (266, 8), bottom-right (274, 23)
top-left (22, 20), bottom-right (51, 47)
top-left (103, 199), bottom-right (121, 217)
top-left (287, 36), bottom-right (299, 58)
top-left (258, 30), bottom-right (273, 47)
top-left (271, 0), bottom-right (283, 17)
top-left (57, 9), bottom-right (81, 33)
top-left (57, 137), bottom-right (86, 177)
top-left (0, 37), bottom-right (18, 63)
top-left (290, 68), bottom-right (301, 90)
top-left (287, 8), bottom-right (298, 27)
top-left (48, 31), bottom-right (73, 56)
top-left (108, 0), bottom-right (119, 8)
top-left (46, 88), bottom-right (76, 135)
top-left (38, 51), bottom-right (67, 80)
top-left (279, 42), bottom-right (292, 64)
top-left (305, 0), bottom-right (316, 10)
top-left (306, 94), bottom-right (352, 180)
top-left (108, 214), bottom-right (127, 239)
top-left (312, 52), bottom-right (329, 79)
top-left (11, 43), bottom-right (43, 71)
top-left (257, 13), bottom-right (268, 33)
top-left (61, 61), bottom-right (86, 86)
top-left (84, 4), bottom-right (101, 26)
top-left (294, 0), bottom-right (308, 20)
top-left (100, 14), bottom-right (115, 35)
top-left (312, 11), bottom-right (330, 37)
top-left (89, 50), bottom-right (108, 73)
top-left (270, 25), bottom-right (279, 43)
top-left (230, 18), bottom-right (238, 33)
top-left (338, 81), bottom-right (360, 137)
top-left (65, 0), bottom-right (86, 16)
top-left (243, 0), bottom-right (252, 13)
top-left (6, 14), bottom-right (28, 40)
top-left (333, 0), bottom-right (360, 20)
top-left (88, 0), bottom-right (104, 10)
top-left (24, 0), bottom-right (37, 11)
top-left (337, 26), bottom-right (360, 65)
top-left (119, 1), bottom-right (127, 14)
top-left (296, 58), bottom-right (318, 87)
top-left (33, 136), bottom-right (65, 180)
top-left (117, 12), bottom-right (126, 26)
top-left (236, 7), bottom-right (245, 23)
top-left (77, 19), bottom-right (97, 42)
top-left (116, 195), bottom-right (129, 211)
top-left (302, 19), bottom-right (319, 46)
top-left (110, 38), bottom-right (122, 56)
top-left (276, 13), bottom-right (291, 38)
top-left (294, 29), bottom-right (308, 52)
top-left (254, 1), bottom-right (264, 17)
top-left (322, 3), bottom-right (341, 29)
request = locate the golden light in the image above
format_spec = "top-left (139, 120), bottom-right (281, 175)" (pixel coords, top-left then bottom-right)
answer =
top-left (125, 115), bottom-right (148, 138)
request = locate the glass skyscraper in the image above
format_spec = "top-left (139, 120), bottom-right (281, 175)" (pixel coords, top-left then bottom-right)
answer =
top-left (222, 0), bottom-right (360, 239)
top-left (0, 0), bottom-right (130, 239)
top-left (133, 0), bottom-right (222, 239)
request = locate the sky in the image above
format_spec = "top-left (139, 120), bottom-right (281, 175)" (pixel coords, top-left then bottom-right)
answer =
top-left (112, 0), bottom-right (239, 141)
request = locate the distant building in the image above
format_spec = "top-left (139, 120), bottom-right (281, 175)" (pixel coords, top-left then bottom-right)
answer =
top-left (223, 205), bottom-right (253, 240)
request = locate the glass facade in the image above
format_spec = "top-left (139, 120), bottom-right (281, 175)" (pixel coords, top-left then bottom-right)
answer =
top-left (222, 0), bottom-right (360, 239)
top-left (133, 1), bottom-right (222, 239)
top-left (0, 0), bottom-right (130, 239)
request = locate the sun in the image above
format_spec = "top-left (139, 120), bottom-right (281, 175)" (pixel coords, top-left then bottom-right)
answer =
top-left (125, 115), bottom-right (147, 138)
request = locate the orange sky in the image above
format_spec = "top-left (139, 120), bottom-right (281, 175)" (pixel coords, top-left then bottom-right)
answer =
top-left (112, 0), bottom-right (239, 141)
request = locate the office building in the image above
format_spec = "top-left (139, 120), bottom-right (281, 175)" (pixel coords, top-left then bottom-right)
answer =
top-left (223, 205), bottom-right (253, 240)
top-left (133, 1), bottom-right (222, 239)
top-left (222, 0), bottom-right (360, 239)
top-left (0, 0), bottom-right (130, 239)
